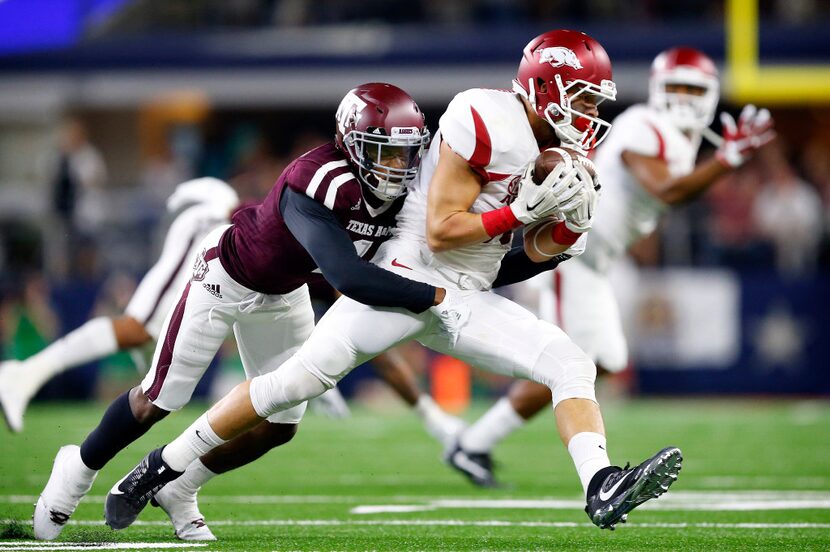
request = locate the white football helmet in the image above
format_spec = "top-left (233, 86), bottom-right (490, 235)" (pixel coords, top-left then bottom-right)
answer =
top-left (649, 47), bottom-right (719, 132)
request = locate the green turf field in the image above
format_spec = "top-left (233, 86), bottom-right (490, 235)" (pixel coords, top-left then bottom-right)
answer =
top-left (1, 399), bottom-right (829, 551)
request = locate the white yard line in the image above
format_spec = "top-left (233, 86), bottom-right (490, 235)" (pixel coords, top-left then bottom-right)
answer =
top-left (4, 490), bottom-right (830, 506)
top-left (0, 543), bottom-right (206, 550)
top-left (2, 520), bottom-right (829, 530)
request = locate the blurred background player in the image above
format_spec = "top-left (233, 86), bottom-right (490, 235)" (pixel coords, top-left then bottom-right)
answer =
top-left (447, 46), bottom-right (775, 487)
top-left (104, 30), bottom-right (681, 533)
top-left (0, 177), bottom-right (239, 433)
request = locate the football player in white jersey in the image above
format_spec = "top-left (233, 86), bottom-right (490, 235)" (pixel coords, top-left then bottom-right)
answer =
top-left (106, 30), bottom-right (682, 532)
top-left (0, 177), bottom-right (239, 434)
top-left (449, 47), bottom-right (776, 487)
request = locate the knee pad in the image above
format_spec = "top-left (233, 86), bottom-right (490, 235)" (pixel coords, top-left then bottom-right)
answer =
top-left (531, 337), bottom-right (597, 408)
top-left (248, 355), bottom-right (331, 418)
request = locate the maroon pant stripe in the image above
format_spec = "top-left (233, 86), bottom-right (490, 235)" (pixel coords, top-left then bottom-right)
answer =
top-left (146, 281), bottom-right (191, 401)
top-left (204, 246), bottom-right (219, 262)
top-left (140, 236), bottom-right (196, 326)
top-left (553, 270), bottom-right (564, 330)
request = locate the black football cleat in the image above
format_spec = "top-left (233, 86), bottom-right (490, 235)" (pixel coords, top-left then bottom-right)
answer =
top-left (104, 447), bottom-right (182, 530)
top-left (445, 441), bottom-right (499, 488)
top-left (585, 446), bottom-right (682, 530)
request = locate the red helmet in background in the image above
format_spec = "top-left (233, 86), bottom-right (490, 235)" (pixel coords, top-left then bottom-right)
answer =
top-left (649, 47), bottom-right (719, 131)
top-left (513, 29), bottom-right (617, 151)
top-left (335, 83), bottom-right (430, 201)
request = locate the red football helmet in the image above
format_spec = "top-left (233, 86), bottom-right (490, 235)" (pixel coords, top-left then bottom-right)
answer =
top-left (513, 30), bottom-right (617, 151)
top-left (335, 83), bottom-right (430, 201)
top-left (649, 47), bottom-right (719, 131)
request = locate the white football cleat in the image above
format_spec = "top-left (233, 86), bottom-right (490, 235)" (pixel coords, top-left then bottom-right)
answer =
top-left (152, 477), bottom-right (217, 541)
top-left (0, 360), bottom-right (29, 432)
top-left (33, 445), bottom-right (97, 540)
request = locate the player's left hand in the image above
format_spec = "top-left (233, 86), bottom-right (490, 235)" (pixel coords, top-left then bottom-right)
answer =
top-left (562, 159), bottom-right (600, 233)
top-left (430, 289), bottom-right (471, 347)
top-left (716, 104), bottom-right (776, 168)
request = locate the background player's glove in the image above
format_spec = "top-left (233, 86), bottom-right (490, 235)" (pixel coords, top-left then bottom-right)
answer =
top-left (716, 104), bottom-right (776, 168)
top-left (430, 289), bottom-right (471, 347)
top-left (510, 158), bottom-right (579, 224)
top-left (561, 159), bottom-right (601, 233)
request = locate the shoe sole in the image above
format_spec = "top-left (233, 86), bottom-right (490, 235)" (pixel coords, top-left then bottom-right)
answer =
top-left (594, 446), bottom-right (682, 530)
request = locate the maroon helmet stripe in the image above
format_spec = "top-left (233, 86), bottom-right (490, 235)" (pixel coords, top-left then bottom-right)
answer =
top-left (469, 106), bottom-right (492, 169)
top-left (140, 236), bottom-right (197, 326)
top-left (146, 281), bottom-right (191, 401)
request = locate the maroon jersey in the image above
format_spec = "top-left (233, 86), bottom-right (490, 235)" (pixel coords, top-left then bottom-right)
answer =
top-left (219, 143), bottom-right (404, 295)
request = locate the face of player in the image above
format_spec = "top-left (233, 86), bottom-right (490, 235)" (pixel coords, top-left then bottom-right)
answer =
top-left (358, 140), bottom-right (423, 202)
top-left (665, 83), bottom-right (707, 97)
top-left (568, 91), bottom-right (600, 119)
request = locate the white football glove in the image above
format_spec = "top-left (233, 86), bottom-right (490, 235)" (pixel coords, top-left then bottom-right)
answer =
top-left (561, 160), bottom-right (601, 233)
top-left (166, 177), bottom-right (240, 215)
top-left (716, 104), bottom-right (776, 168)
top-left (510, 157), bottom-right (579, 224)
top-left (429, 289), bottom-right (471, 347)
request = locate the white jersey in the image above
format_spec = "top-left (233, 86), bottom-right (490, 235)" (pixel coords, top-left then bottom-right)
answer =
top-left (584, 104), bottom-right (699, 272)
top-left (392, 88), bottom-right (584, 290)
top-left (125, 202), bottom-right (229, 340)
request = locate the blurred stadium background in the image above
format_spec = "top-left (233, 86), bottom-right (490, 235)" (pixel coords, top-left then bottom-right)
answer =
top-left (0, 0), bottom-right (828, 404)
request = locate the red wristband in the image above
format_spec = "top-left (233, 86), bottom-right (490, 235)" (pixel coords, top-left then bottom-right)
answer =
top-left (481, 205), bottom-right (521, 238)
top-left (551, 221), bottom-right (581, 245)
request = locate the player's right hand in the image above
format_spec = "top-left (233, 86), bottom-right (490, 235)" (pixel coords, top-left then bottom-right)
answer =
top-left (562, 160), bottom-right (601, 233)
top-left (430, 289), bottom-right (471, 347)
top-left (716, 104), bottom-right (776, 168)
top-left (510, 159), bottom-right (579, 224)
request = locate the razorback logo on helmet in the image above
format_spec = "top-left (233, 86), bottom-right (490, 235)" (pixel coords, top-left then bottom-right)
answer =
top-left (539, 47), bottom-right (583, 70)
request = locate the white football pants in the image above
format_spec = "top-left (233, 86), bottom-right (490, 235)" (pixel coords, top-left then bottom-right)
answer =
top-left (141, 225), bottom-right (315, 423)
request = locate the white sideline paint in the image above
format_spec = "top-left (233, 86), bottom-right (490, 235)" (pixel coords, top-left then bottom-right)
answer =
top-left (2, 520), bottom-right (830, 530)
top-left (4, 490), bottom-right (830, 509)
top-left (350, 491), bottom-right (830, 514)
top-left (0, 543), bottom-right (206, 550)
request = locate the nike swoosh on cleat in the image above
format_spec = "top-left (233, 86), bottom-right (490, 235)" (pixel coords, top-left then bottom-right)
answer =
top-left (391, 258), bottom-right (412, 270)
top-left (598, 470), bottom-right (634, 502)
top-left (452, 452), bottom-right (490, 481)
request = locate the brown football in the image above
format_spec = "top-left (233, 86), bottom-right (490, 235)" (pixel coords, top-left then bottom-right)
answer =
top-left (533, 147), bottom-right (577, 184)
top-left (533, 147), bottom-right (595, 184)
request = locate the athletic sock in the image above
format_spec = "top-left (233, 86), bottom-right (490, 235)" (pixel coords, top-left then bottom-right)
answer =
top-left (174, 459), bottom-right (217, 494)
top-left (415, 395), bottom-right (461, 444)
top-left (25, 317), bottom-right (118, 400)
top-left (459, 397), bottom-right (525, 453)
top-left (79, 390), bottom-right (152, 471)
top-left (567, 431), bottom-right (612, 498)
top-left (162, 414), bottom-right (227, 473)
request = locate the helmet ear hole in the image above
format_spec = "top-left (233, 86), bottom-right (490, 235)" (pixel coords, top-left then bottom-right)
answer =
top-left (537, 78), bottom-right (548, 94)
